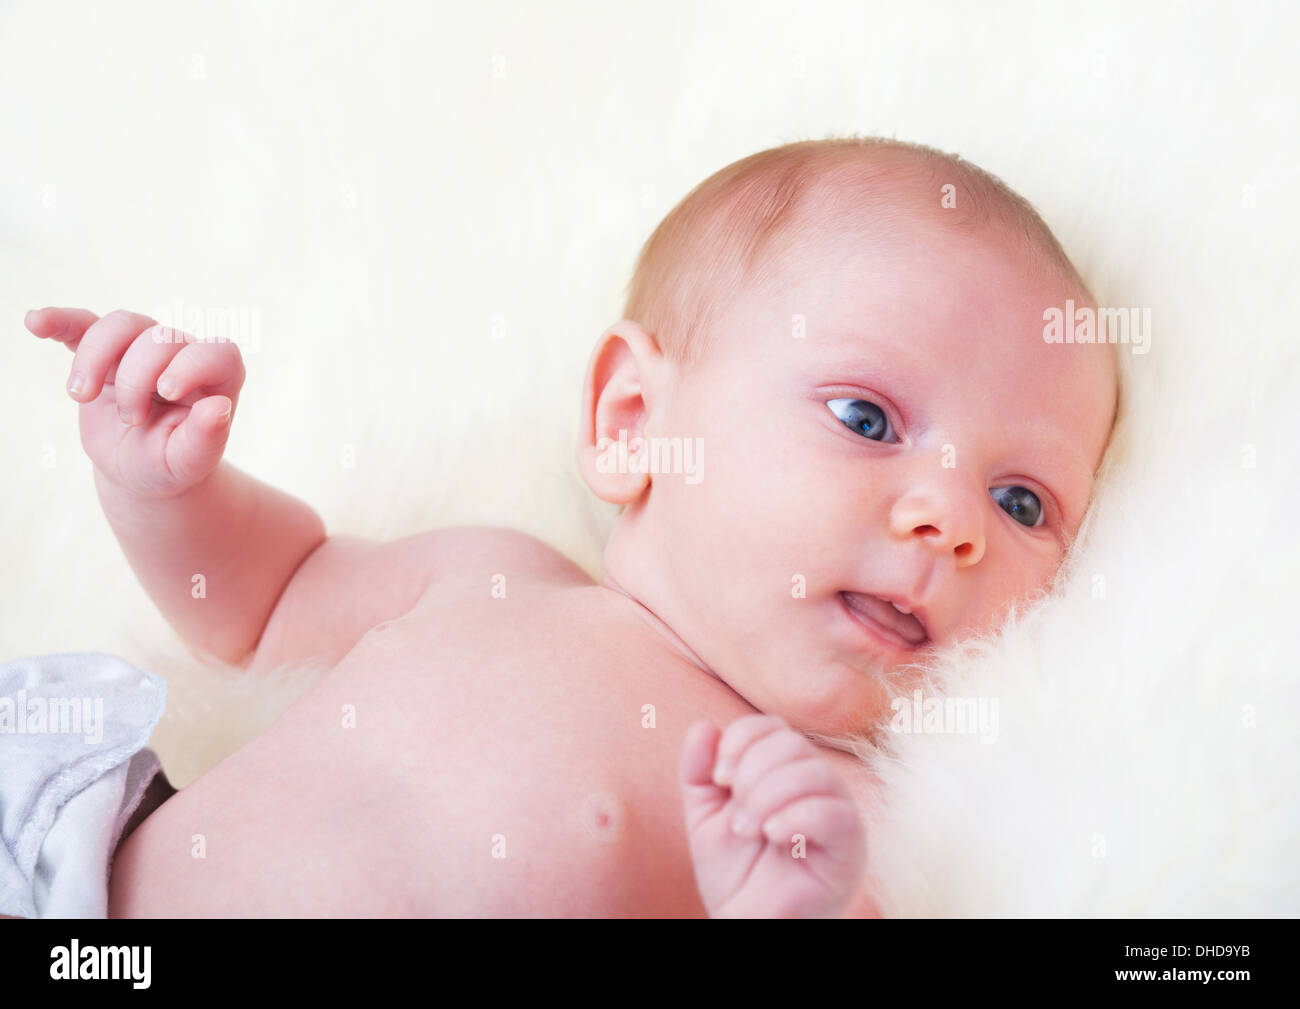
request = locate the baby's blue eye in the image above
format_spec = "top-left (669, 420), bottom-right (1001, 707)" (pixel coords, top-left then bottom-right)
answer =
top-left (991, 486), bottom-right (1043, 528)
top-left (827, 398), bottom-right (897, 443)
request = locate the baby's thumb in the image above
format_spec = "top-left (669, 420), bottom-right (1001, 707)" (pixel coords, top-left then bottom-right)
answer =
top-left (679, 720), bottom-right (729, 826)
top-left (164, 395), bottom-right (233, 487)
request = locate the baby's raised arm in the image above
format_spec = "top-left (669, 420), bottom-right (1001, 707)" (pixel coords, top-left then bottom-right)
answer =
top-left (25, 307), bottom-right (326, 666)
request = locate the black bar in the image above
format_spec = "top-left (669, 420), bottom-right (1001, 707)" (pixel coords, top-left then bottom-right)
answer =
top-left (0, 918), bottom-right (1286, 996)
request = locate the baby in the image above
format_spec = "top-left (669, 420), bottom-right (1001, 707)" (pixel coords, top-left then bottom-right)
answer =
top-left (15, 136), bottom-right (1117, 917)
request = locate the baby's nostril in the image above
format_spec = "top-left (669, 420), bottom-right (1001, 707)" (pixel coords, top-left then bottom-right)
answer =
top-left (954, 542), bottom-right (974, 559)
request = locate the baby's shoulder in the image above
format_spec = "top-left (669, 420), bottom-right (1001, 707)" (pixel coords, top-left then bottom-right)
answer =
top-left (416, 524), bottom-right (595, 592)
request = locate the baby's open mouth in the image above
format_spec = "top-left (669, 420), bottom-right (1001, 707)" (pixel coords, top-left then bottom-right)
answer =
top-left (840, 591), bottom-right (929, 649)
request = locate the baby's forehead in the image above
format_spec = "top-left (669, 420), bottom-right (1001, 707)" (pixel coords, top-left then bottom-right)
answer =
top-left (798, 240), bottom-right (1113, 398)
top-left (748, 209), bottom-right (1065, 348)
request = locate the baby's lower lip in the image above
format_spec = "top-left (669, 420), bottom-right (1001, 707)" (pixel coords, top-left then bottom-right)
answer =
top-left (839, 592), bottom-right (928, 653)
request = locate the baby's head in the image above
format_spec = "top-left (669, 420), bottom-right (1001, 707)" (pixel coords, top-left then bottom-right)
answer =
top-left (578, 137), bottom-right (1118, 737)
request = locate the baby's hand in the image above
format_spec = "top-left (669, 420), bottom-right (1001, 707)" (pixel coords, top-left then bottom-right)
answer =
top-left (679, 715), bottom-right (867, 918)
top-left (25, 307), bottom-right (244, 498)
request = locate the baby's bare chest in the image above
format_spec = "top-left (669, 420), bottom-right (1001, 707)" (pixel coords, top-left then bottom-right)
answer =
top-left (114, 585), bottom-right (739, 915)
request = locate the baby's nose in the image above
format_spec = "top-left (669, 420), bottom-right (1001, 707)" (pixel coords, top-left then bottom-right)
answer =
top-left (888, 486), bottom-right (986, 567)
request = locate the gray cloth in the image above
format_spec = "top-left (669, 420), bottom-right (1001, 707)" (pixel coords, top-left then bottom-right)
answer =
top-left (0, 652), bottom-right (166, 918)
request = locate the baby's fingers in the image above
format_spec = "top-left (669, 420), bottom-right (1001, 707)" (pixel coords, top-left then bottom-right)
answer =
top-left (679, 721), bottom-right (729, 828)
top-left (112, 325), bottom-right (191, 425)
top-left (65, 309), bottom-right (157, 402)
top-left (156, 339), bottom-right (245, 405)
top-left (759, 794), bottom-right (864, 855)
top-left (727, 756), bottom-right (845, 840)
top-left (25, 307), bottom-right (100, 350)
top-left (727, 724), bottom-right (820, 800)
top-left (162, 395), bottom-right (234, 488)
top-left (711, 714), bottom-right (791, 786)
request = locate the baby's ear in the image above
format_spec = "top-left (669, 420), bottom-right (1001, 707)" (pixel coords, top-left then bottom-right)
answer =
top-left (576, 320), bottom-right (667, 504)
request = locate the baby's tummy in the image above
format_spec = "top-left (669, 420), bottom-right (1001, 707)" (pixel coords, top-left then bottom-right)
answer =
top-left (109, 623), bottom-right (500, 916)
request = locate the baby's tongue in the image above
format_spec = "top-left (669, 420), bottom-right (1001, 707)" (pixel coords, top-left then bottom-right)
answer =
top-left (844, 592), bottom-right (926, 644)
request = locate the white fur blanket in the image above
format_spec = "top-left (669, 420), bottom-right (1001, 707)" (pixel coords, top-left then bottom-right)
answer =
top-left (2, 0), bottom-right (1295, 915)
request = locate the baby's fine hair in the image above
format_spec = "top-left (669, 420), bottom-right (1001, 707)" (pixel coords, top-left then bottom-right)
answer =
top-left (622, 134), bottom-right (1094, 365)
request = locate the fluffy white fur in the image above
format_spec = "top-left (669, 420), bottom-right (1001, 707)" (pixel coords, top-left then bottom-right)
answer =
top-left (2, 1), bottom-right (1295, 914)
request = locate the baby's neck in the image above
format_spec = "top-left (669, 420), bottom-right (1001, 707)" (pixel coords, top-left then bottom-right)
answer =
top-left (601, 571), bottom-right (720, 683)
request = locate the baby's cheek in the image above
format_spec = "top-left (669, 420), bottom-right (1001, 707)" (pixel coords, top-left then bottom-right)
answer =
top-left (970, 554), bottom-right (1062, 636)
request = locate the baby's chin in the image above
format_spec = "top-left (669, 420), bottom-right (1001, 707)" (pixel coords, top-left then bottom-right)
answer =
top-left (737, 657), bottom-right (902, 740)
